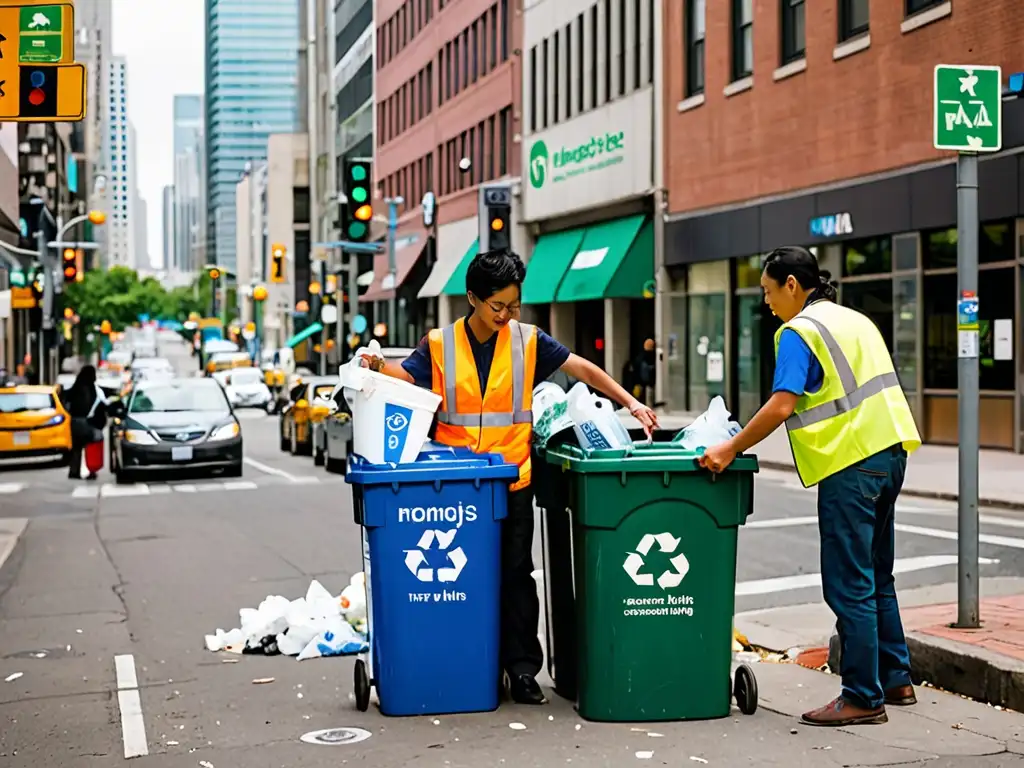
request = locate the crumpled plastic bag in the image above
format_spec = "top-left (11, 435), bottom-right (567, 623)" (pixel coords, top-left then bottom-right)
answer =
top-left (205, 627), bottom-right (245, 653)
top-left (239, 595), bottom-right (291, 649)
top-left (532, 381), bottom-right (575, 448)
top-left (672, 396), bottom-right (741, 453)
top-left (296, 615), bottom-right (369, 660)
top-left (566, 381), bottom-right (632, 452)
top-left (338, 572), bottom-right (367, 636)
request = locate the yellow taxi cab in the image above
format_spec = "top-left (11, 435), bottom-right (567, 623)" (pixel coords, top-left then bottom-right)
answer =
top-left (0, 385), bottom-right (72, 462)
top-left (279, 376), bottom-right (338, 456)
top-left (206, 351), bottom-right (252, 376)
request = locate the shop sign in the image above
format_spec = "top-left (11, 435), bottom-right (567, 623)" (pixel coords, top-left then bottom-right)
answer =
top-left (809, 212), bottom-right (853, 239)
top-left (523, 87), bottom-right (653, 221)
top-left (10, 286), bottom-right (35, 309)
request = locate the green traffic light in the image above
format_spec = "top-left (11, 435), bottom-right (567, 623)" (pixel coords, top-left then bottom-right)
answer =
top-left (351, 187), bottom-right (367, 203)
top-left (351, 165), bottom-right (367, 181)
top-left (348, 221), bottom-right (367, 239)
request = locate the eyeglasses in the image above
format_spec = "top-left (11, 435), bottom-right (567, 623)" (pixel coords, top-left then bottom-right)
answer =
top-left (483, 299), bottom-right (521, 317)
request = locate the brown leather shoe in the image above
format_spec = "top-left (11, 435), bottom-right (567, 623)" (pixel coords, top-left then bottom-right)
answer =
top-left (801, 696), bottom-right (888, 727)
top-left (884, 685), bottom-right (917, 706)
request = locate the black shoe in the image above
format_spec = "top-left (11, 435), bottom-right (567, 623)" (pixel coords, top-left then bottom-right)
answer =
top-left (508, 673), bottom-right (546, 705)
top-left (85, 473), bottom-right (98, 481)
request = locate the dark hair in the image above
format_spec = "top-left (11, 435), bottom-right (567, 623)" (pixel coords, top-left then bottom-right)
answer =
top-left (465, 247), bottom-right (526, 301)
top-left (762, 246), bottom-right (837, 303)
top-left (74, 364), bottom-right (97, 388)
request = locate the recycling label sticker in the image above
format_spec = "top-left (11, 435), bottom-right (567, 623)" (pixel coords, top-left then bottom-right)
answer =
top-left (383, 402), bottom-right (413, 462)
top-left (621, 532), bottom-right (695, 618)
top-left (404, 529), bottom-right (467, 604)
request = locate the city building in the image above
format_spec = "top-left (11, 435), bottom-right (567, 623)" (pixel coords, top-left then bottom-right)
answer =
top-left (162, 185), bottom-right (174, 272)
top-left (106, 57), bottom-right (136, 268)
top-left (204, 0), bottom-right (301, 271)
top-left (172, 95), bottom-right (203, 276)
top-left (664, 0), bottom-right (1024, 451)
top-left (300, 0), bottom-right (336, 249)
top-left (371, 0), bottom-right (520, 346)
top-left (334, 0), bottom-right (372, 191)
top-left (515, 0), bottom-right (660, 382)
top-left (134, 192), bottom-right (149, 269)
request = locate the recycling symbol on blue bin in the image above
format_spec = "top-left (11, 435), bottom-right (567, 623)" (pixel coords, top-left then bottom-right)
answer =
top-left (623, 532), bottom-right (689, 590)
top-left (404, 529), bottom-right (467, 583)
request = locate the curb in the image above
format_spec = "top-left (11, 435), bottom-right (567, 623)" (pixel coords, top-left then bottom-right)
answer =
top-left (905, 631), bottom-right (1024, 711)
top-left (757, 460), bottom-right (1024, 511)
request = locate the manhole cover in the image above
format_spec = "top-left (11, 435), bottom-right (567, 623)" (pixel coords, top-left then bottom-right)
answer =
top-left (300, 727), bottom-right (372, 746)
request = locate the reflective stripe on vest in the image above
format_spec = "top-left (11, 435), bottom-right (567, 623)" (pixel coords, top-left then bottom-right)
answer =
top-left (785, 315), bottom-right (903, 431)
top-left (436, 322), bottom-right (533, 427)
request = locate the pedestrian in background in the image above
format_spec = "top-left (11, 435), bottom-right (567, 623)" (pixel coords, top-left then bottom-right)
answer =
top-left (61, 365), bottom-right (108, 480)
top-left (699, 245), bottom-right (921, 727)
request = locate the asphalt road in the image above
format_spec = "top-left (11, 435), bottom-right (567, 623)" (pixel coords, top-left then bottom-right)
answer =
top-left (1, 338), bottom-right (1023, 765)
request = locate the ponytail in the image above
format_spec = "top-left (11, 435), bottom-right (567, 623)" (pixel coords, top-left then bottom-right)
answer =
top-left (811, 270), bottom-right (838, 303)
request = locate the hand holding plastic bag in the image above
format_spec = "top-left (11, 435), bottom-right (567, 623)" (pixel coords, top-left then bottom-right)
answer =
top-left (672, 396), bottom-right (742, 453)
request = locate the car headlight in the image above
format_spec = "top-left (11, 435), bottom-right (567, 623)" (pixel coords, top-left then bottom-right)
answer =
top-left (44, 414), bottom-right (66, 426)
top-left (124, 429), bottom-right (157, 445)
top-left (209, 423), bottom-right (240, 441)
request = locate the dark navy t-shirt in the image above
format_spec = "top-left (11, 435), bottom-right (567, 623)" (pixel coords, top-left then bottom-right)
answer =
top-left (771, 329), bottom-right (825, 395)
top-left (401, 325), bottom-right (571, 393)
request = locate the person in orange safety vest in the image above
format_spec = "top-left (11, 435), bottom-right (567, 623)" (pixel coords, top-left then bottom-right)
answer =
top-left (361, 248), bottom-right (659, 704)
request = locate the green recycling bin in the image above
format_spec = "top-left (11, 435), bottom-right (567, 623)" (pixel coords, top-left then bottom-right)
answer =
top-left (544, 443), bottom-right (759, 723)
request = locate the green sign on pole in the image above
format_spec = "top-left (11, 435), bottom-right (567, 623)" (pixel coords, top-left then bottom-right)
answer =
top-left (933, 65), bottom-right (1002, 152)
top-left (19, 5), bottom-right (63, 63)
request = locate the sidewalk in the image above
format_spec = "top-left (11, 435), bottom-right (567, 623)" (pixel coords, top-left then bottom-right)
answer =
top-left (736, 578), bottom-right (1024, 714)
top-left (619, 409), bottom-right (1024, 508)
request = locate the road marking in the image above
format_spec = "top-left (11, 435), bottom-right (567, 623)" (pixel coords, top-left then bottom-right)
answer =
top-left (895, 523), bottom-right (1024, 550)
top-left (735, 555), bottom-right (999, 596)
top-left (74, 481), bottom-right (262, 498)
top-left (0, 482), bottom-right (25, 494)
top-left (746, 516), bottom-right (817, 529)
top-left (102, 484), bottom-right (150, 497)
top-left (113, 654), bottom-right (148, 758)
top-left (0, 518), bottom-right (28, 571)
top-left (243, 457), bottom-right (311, 483)
top-left (224, 481), bottom-right (258, 491)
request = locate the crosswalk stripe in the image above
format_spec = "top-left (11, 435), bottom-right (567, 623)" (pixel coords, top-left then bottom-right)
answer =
top-left (0, 482), bottom-right (25, 494)
top-left (70, 478), bottom-right (315, 499)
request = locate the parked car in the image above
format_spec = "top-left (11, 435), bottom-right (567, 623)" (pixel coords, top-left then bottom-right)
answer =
top-left (222, 367), bottom-right (273, 410)
top-left (108, 377), bottom-right (243, 483)
top-left (0, 385), bottom-right (72, 463)
top-left (278, 375), bottom-right (338, 456)
top-left (318, 347), bottom-right (415, 473)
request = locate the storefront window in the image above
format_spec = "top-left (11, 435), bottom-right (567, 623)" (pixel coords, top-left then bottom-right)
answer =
top-left (735, 255), bottom-right (763, 289)
top-left (736, 294), bottom-right (764, 421)
top-left (688, 294), bottom-right (726, 409)
top-left (922, 222), bottom-right (1015, 269)
top-left (842, 280), bottom-right (894, 350)
top-left (923, 269), bottom-right (1015, 391)
top-left (667, 295), bottom-right (687, 410)
top-left (842, 237), bottom-right (892, 277)
top-left (892, 275), bottom-right (918, 392)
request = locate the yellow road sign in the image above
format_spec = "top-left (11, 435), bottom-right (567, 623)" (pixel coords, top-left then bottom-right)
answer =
top-left (0, 5), bottom-right (83, 121)
top-left (0, 4), bottom-right (75, 63)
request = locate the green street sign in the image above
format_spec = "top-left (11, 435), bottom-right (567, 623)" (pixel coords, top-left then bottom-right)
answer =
top-left (933, 64), bottom-right (1001, 152)
top-left (19, 5), bottom-right (63, 63)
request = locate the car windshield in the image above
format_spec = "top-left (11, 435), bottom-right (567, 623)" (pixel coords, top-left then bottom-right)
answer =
top-left (231, 369), bottom-right (262, 385)
top-left (0, 393), bottom-right (55, 413)
top-left (129, 382), bottom-right (229, 413)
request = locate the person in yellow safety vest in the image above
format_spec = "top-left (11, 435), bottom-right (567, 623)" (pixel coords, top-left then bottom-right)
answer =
top-left (362, 248), bottom-right (659, 705)
top-left (700, 246), bottom-right (922, 727)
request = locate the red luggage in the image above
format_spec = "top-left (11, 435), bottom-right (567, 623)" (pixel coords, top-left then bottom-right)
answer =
top-left (84, 440), bottom-right (104, 474)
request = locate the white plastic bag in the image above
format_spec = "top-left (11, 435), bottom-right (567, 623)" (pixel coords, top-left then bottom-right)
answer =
top-left (532, 381), bottom-right (575, 447)
top-left (672, 396), bottom-right (742, 452)
top-left (565, 382), bottom-right (632, 452)
top-left (338, 340), bottom-right (383, 408)
top-left (295, 616), bottom-right (369, 661)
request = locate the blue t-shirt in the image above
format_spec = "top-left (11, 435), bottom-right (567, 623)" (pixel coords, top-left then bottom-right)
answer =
top-left (401, 325), bottom-right (571, 393)
top-left (771, 329), bottom-right (824, 395)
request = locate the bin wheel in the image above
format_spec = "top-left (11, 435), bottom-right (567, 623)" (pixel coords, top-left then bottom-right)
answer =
top-left (734, 663), bottom-right (758, 715)
top-left (354, 659), bottom-right (370, 712)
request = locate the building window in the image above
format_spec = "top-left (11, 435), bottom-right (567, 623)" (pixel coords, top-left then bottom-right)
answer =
top-left (685, 0), bottom-right (705, 96)
top-left (780, 0), bottom-right (805, 63)
top-left (426, 61), bottom-right (433, 112)
top-left (617, 0), bottom-right (626, 97)
top-left (906, 0), bottom-right (943, 15)
top-left (839, 0), bottom-right (869, 40)
top-left (487, 114), bottom-right (496, 179)
top-left (564, 22), bottom-right (573, 117)
top-left (453, 36), bottom-right (461, 92)
top-left (461, 29), bottom-right (470, 87)
top-left (490, 5), bottom-right (498, 70)
top-left (480, 13), bottom-right (489, 76)
top-left (541, 38), bottom-right (549, 128)
top-left (500, 0), bottom-right (509, 60)
top-left (529, 46), bottom-right (538, 132)
top-left (499, 106), bottom-right (509, 175)
top-left (553, 31), bottom-right (561, 123)
top-left (633, 0), bottom-right (642, 90)
top-left (732, 0), bottom-right (753, 80)
top-left (589, 5), bottom-right (598, 110)
top-left (576, 15), bottom-right (585, 114)
top-left (603, 0), bottom-right (612, 103)
top-left (471, 23), bottom-right (478, 82)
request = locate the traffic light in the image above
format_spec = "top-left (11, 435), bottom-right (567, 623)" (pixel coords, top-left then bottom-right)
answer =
top-left (342, 158), bottom-right (372, 242)
top-left (61, 247), bottom-right (76, 282)
top-left (270, 243), bottom-right (286, 283)
top-left (12, 64), bottom-right (85, 121)
top-left (479, 184), bottom-right (512, 252)
top-left (207, 266), bottom-right (221, 281)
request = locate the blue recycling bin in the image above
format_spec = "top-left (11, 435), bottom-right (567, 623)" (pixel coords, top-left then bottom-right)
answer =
top-left (346, 446), bottom-right (519, 716)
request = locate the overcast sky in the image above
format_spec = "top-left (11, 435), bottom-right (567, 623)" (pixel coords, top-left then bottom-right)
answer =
top-left (112, 0), bottom-right (204, 269)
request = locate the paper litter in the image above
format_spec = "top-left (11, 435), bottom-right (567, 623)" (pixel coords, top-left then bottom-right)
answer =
top-left (204, 577), bottom-right (368, 661)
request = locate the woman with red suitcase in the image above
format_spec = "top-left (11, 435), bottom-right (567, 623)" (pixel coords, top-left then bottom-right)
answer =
top-left (60, 365), bottom-right (109, 480)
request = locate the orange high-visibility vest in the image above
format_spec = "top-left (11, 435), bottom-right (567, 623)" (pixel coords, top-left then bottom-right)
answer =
top-left (428, 318), bottom-right (537, 491)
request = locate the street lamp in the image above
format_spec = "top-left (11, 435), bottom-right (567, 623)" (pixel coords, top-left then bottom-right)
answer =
top-left (252, 284), bottom-right (268, 359)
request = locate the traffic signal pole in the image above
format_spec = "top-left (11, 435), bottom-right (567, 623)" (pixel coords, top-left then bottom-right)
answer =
top-left (385, 197), bottom-right (402, 346)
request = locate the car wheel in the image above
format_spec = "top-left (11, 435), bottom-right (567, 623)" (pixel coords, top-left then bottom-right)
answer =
top-left (313, 442), bottom-right (325, 466)
top-left (114, 468), bottom-right (133, 485)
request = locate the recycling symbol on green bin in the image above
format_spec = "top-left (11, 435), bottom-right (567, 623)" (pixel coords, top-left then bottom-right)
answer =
top-left (623, 532), bottom-right (690, 590)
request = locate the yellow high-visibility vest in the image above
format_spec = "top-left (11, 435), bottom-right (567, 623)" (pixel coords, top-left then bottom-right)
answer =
top-left (775, 300), bottom-right (921, 487)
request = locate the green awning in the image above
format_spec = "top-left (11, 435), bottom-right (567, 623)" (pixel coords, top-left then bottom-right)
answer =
top-left (521, 227), bottom-right (586, 304)
top-left (555, 215), bottom-right (653, 302)
top-left (440, 240), bottom-right (479, 296)
top-left (285, 322), bottom-right (324, 348)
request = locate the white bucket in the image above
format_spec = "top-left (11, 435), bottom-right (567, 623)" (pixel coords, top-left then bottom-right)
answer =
top-left (340, 362), bottom-right (441, 464)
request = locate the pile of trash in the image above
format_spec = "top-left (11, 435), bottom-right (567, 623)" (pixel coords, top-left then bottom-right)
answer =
top-left (205, 575), bottom-right (368, 661)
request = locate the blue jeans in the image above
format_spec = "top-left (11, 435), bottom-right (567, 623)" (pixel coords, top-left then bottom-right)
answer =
top-left (817, 446), bottom-right (913, 709)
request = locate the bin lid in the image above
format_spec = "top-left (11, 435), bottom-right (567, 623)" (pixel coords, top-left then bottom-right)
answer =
top-left (544, 442), bottom-right (759, 474)
top-left (346, 448), bottom-right (520, 486)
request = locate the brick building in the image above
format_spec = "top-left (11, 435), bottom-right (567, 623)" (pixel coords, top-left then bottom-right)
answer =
top-left (662, 0), bottom-right (1024, 452)
top-left (365, 0), bottom-right (520, 343)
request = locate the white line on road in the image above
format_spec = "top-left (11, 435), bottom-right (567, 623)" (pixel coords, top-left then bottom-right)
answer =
top-left (0, 518), bottom-right (28, 572)
top-left (895, 523), bottom-right (1024, 550)
top-left (243, 456), bottom-right (311, 483)
top-left (0, 482), bottom-right (25, 494)
top-left (735, 555), bottom-right (999, 596)
top-left (114, 654), bottom-right (148, 758)
top-left (746, 516), bottom-right (817, 529)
